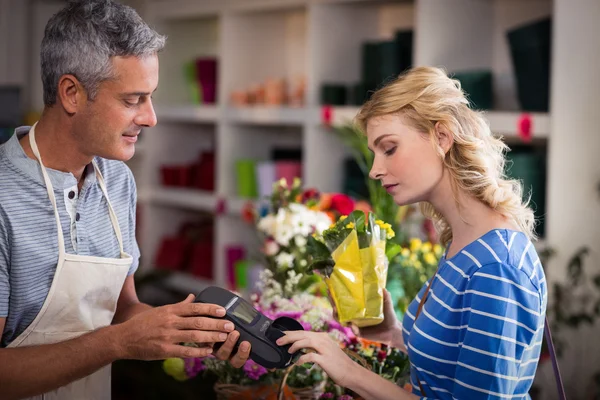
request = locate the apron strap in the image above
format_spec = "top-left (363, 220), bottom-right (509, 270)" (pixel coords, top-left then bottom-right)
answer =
top-left (29, 122), bottom-right (67, 257)
top-left (28, 123), bottom-right (126, 257)
top-left (92, 160), bottom-right (125, 255)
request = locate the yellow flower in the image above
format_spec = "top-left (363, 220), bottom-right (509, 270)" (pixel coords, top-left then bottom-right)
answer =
top-left (434, 244), bottom-right (443, 255)
top-left (410, 253), bottom-right (418, 263)
top-left (329, 223), bottom-right (336, 229)
top-left (401, 248), bottom-right (410, 258)
top-left (339, 215), bottom-right (347, 222)
top-left (374, 220), bottom-right (395, 239)
top-left (422, 242), bottom-right (432, 253)
top-left (415, 261), bottom-right (423, 270)
top-left (410, 238), bottom-right (422, 252)
top-left (424, 252), bottom-right (437, 265)
top-left (345, 222), bottom-right (355, 229)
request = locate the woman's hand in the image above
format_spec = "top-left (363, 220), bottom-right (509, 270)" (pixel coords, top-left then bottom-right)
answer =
top-left (329, 289), bottom-right (405, 351)
top-left (276, 331), bottom-right (360, 388)
top-left (356, 289), bottom-right (405, 351)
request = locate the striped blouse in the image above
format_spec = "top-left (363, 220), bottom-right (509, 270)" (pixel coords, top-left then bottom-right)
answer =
top-left (401, 229), bottom-right (547, 399)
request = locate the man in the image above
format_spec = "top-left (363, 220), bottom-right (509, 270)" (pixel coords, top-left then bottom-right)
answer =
top-left (0, 1), bottom-right (250, 399)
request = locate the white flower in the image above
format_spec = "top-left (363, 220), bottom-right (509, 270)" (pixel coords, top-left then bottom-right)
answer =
top-left (257, 214), bottom-right (276, 236)
top-left (284, 270), bottom-right (303, 295)
top-left (294, 235), bottom-right (307, 248)
top-left (313, 211), bottom-right (332, 234)
top-left (299, 259), bottom-right (307, 267)
top-left (275, 252), bottom-right (294, 269)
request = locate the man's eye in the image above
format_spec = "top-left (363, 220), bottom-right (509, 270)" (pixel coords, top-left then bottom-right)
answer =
top-left (125, 98), bottom-right (140, 106)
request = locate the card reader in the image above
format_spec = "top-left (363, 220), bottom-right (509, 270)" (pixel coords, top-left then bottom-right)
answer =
top-left (194, 286), bottom-right (304, 369)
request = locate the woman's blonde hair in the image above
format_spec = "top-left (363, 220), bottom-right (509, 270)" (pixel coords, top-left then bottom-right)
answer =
top-left (355, 66), bottom-right (536, 245)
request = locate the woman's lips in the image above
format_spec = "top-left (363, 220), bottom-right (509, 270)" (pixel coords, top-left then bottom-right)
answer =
top-left (384, 184), bottom-right (398, 193)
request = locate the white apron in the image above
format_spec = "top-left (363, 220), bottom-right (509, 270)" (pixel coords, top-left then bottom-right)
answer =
top-left (7, 123), bottom-right (133, 400)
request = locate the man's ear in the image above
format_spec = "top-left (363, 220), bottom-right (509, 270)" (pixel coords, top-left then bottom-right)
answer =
top-left (434, 122), bottom-right (454, 155)
top-left (57, 74), bottom-right (85, 114)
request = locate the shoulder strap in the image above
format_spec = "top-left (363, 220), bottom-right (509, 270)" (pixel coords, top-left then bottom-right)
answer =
top-left (544, 316), bottom-right (567, 399)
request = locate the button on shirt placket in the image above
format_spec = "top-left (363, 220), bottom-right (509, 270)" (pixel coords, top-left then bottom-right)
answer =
top-left (64, 187), bottom-right (79, 252)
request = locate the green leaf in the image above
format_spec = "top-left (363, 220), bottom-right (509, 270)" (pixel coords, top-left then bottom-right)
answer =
top-left (386, 243), bottom-right (402, 260)
top-left (308, 259), bottom-right (335, 277)
top-left (307, 235), bottom-right (331, 260)
top-left (346, 210), bottom-right (366, 229)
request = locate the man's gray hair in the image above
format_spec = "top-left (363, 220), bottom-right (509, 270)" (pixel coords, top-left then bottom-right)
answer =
top-left (41, 0), bottom-right (166, 106)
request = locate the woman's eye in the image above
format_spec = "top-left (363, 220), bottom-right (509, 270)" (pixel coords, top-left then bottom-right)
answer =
top-left (384, 146), bottom-right (397, 156)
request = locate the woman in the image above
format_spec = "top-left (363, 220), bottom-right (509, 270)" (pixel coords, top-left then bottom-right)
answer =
top-left (278, 66), bottom-right (546, 399)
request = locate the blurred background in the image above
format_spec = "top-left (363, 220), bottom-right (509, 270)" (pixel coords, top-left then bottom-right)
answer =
top-left (0, 0), bottom-right (598, 399)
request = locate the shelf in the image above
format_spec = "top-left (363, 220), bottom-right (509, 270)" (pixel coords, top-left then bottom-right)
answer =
top-left (229, 0), bottom-right (308, 13)
top-left (148, 187), bottom-right (217, 212)
top-left (318, 106), bottom-right (551, 139)
top-left (147, 0), bottom-right (222, 20)
top-left (318, 106), bottom-right (361, 127)
top-left (143, 187), bottom-right (263, 217)
top-left (483, 111), bottom-right (550, 139)
top-left (226, 106), bottom-right (307, 126)
top-left (155, 105), bottom-right (219, 124)
top-left (225, 197), bottom-right (265, 216)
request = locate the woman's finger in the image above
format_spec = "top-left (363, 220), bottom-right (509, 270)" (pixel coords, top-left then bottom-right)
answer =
top-left (277, 330), bottom-right (312, 345)
top-left (296, 351), bottom-right (320, 367)
top-left (287, 338), bottom-right (313, 355)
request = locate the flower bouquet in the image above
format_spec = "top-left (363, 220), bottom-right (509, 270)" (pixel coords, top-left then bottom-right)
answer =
top-left (244, 177), bottom-right (369, 295)
top-left (306, 210), bottom-right (400, 328)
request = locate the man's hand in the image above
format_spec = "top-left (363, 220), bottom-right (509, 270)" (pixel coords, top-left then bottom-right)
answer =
top-left (213, 330), bottom-right (252, 368)
top-left (114, 294), bottom-right (235, 360)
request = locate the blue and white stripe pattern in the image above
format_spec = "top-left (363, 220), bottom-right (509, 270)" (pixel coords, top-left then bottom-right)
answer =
top-left (0, 127), bottom-right (140, 347)
top-left (402, 229), bottom-right (546, 399)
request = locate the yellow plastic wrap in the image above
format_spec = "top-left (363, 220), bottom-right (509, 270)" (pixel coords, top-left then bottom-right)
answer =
top-left (325, 226), bottom-right (389, 328)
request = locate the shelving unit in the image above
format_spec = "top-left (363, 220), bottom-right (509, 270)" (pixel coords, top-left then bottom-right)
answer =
top-left (129, 0), bottom-right (557, 294)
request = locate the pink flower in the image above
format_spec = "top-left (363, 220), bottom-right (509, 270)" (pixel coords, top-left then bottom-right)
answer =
top-left (184, 357), bottom-right (206, 378)
top-left (300, 321), bottom-right (312, 331)
top-left (319, 393), bottom-right (334, 399)
top-left (243, 359), bottom-right (268, 380)
top-left (338, 395), bottom-right (354, 400)
top-left (264, 239), bottom-right (280, 256)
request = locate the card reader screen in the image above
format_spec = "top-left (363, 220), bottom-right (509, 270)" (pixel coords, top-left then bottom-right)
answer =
top-left (231, 299), bottom-right (258, 324)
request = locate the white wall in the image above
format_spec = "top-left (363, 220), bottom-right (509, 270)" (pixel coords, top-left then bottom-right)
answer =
top-left (541, 0), bottom-right (600, 398)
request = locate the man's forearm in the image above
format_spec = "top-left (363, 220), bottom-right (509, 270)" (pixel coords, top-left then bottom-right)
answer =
top-left (348, 362), bottom-right (419, 400)
top-left (112, 301), bottom-right (152, 324)
top-left (0, 324), bottom-right (123, 400)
